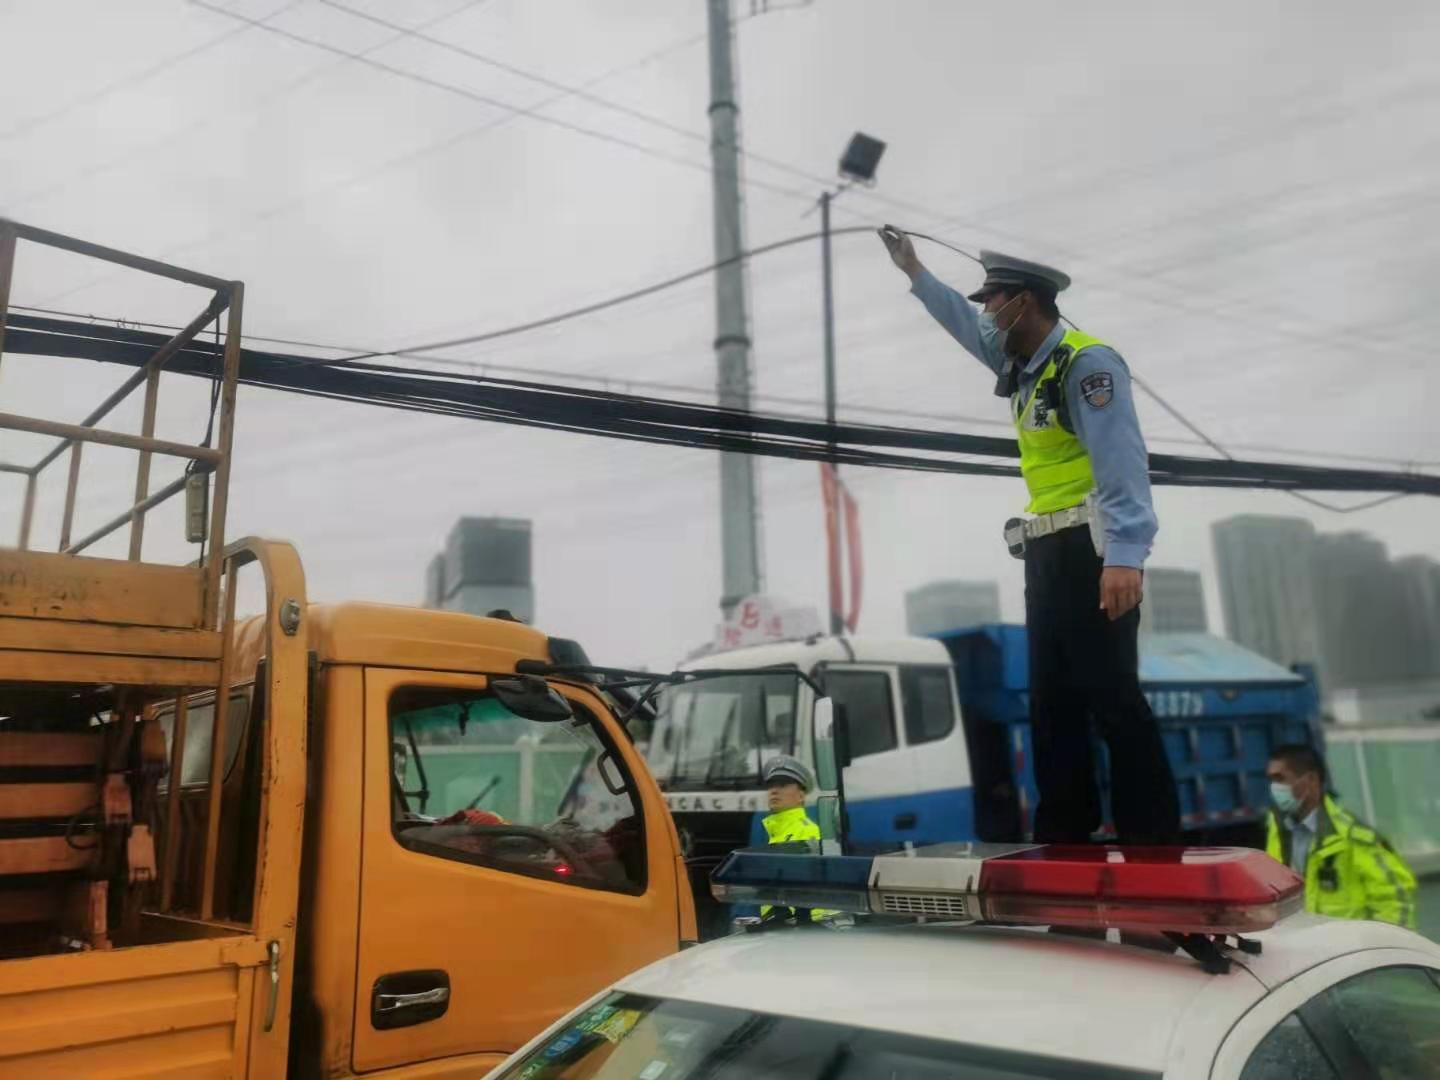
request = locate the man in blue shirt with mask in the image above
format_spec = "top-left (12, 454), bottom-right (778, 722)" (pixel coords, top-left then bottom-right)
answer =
top-left (879, 228), bottom-right (1179, 845)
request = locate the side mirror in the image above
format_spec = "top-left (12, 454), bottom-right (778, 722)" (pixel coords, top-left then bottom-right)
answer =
top-left (491, 676), bottom-right (574, 723)
top-left (814, 795), bottom-right (843, 855)
top-left (813, 697), bottom-right (839, 793)
top-left (812, 697), bottom-right (849, 855)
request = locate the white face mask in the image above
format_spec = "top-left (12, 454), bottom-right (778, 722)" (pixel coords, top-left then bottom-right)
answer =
top-left (977, 293), bottom-right (1024, 355)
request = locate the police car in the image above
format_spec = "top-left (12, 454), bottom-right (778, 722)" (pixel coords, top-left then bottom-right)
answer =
top-left (486, 844), bottom-right (1440, 1079)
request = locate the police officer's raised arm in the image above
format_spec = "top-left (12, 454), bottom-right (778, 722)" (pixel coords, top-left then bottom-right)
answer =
top-left (878, 229), bottom-right (1006, 375)
top-left (1065, 347), bottom-right (1159, 573)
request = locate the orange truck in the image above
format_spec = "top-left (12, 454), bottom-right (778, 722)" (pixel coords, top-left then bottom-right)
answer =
top-left (0, 221), bottom-right (695, 1077)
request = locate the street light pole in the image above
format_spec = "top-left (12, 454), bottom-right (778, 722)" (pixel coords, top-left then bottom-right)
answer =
top-left (818, 133), bottom-right (885, 638)
top-left (819, 187), bottom-right (844, 635)
top-left (821, 189), bottom-right (837, 443)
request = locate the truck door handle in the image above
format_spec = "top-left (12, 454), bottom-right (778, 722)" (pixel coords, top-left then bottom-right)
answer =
top-left (377, 987), bottom-right (449, 1012)
top-left (372, 971), bottom-right (451, 1030)
top-left (894, 813), bottom-right (917, 830)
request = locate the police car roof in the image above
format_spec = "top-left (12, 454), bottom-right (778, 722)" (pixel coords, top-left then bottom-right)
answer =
top-left (684, 634), bottom-right (950, 671)
top-left (609, 916), bottom-right (1438, 1074)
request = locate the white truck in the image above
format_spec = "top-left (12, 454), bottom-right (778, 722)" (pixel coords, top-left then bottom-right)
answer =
top-left (643, 634), bottom-right (973, 937)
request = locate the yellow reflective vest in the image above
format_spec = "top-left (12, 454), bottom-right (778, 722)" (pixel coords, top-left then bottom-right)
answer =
top-left (762, 805), bottom-right (822, 844)
top-left (1013, 329), bottom-right (1106, 514)
top-left (1266, 795), bottom-right (1417, 928)
top-left (759, 806), bottom-right (834, 921)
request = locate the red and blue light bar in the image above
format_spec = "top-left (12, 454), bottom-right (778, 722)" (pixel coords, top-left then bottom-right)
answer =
top-left (711, 842), bottom-right (1304, 935)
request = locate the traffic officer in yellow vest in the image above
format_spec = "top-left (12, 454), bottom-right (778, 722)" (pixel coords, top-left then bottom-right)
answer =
top-left (761, 755), bottom-right (823, 845)
top-left (1266, 744), bottom-right (1417, 927)
top-left (759, 755), bottom-right (837, 922)
top-left (879, 231), bottom-right (1180, 845)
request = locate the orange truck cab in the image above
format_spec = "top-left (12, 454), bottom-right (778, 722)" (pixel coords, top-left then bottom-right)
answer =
top-left (0, 221), bottom-right (695, 1077)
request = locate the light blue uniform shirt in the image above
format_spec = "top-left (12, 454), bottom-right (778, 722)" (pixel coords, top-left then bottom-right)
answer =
top-left (1290, 807), bottom-right (1320, 874)
top-left (909, 269), bottom-right (1158, 569)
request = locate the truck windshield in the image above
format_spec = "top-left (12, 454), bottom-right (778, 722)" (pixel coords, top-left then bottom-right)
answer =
top-left (650, 672), bottom-right (799, 790)
top-left (497, 992), bottom-right (1149, 1079)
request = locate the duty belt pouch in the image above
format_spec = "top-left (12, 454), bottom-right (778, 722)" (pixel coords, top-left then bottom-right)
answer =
top-left (1318, 857), bottom-right (1339, 892)
top-left (1004, 517), bottom-right (1026, 560)
top-left (1084, 492), bottom-right (1105, 558)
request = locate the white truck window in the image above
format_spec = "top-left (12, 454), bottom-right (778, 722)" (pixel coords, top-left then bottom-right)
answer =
top-left (825, 670), bottom-right (897, 758)
top-left (653, 673), bottom-right (799, 787)
top-left (900, 665), bottom-right (956, 745)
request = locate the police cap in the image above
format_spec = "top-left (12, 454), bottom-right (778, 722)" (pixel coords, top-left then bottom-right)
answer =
top-left (966, 249), bottom-right (1072, 303)
top-left (762, 754), bottom-right (814, 791)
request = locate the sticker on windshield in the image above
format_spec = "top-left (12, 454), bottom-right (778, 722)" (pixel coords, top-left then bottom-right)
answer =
top-left (592, 1008), bottom-right (642, 1044)
top-left (542, 1029), bottom-right (583, 1059)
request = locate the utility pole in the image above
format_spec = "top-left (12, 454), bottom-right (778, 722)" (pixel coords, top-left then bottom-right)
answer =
top-left (706, 0), bottom-right (763, 615)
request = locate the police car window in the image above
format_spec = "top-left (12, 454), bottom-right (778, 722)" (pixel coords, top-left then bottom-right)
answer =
top-left (824, 669), bottom-right (897, 758)
top-left (901, 664), bottom-right (956, 745)
top-left (1239, 1013), bottom-right (1337, 1080)
top-left (497, 991), bottom-right (1160, 1080)
top-left (388, 686), bottom-right (646, 893)
top-left (1324, 965), bottom-right (1440, 1079)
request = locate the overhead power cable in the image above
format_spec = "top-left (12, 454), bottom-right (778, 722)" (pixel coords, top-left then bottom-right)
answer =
top-left (328, 225), bottom-right (885, 364)
top-left (0, 0), bottom-right (301, 143)
top-left (189, 1), bottom-right (814, 205)
top-left (28, 9), bottom-right (703, 305)
top-left (6, 313), bottom-right (1437, 500)
top-left (11, 300), bottom-right (1432, 472)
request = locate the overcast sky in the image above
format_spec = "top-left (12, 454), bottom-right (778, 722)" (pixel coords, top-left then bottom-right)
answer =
top-left (2, 0), bottom-right (1437, 668)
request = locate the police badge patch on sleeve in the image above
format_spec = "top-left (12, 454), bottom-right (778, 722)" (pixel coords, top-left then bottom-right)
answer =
top-left (1080, 371), bottom-right (1114, 409)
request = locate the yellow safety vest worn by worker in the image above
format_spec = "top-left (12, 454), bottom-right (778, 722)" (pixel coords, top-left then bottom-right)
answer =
top-left (762, 805), bottom-right (822, 844)
top-left (1266, 795), bottom-right (1417, 928)
top-left (1013, 329), bottom-right (1106, 514)
top-left (759, 806), bottom-right (835, 921)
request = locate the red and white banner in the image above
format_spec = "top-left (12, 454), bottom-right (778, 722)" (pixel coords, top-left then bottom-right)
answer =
top-left (820, 463), bottom-right (863, 633)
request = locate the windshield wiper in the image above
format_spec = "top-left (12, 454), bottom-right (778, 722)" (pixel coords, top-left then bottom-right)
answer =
top-left (403, 716), bottom-right (431, 815)
top-left (518, 661), bottom-right (824, 697)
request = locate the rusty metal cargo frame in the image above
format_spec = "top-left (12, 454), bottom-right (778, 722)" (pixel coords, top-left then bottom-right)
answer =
top-left (0, 217), bottom-right (241, 628)
top-left (0, 221), bottom-right (271, 925)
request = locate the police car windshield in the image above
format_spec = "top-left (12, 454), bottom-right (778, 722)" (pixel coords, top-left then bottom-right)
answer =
top-left (499, 991), bottom-right (1156, 1080)
top-left (651, 672), bottom-right (799, 790)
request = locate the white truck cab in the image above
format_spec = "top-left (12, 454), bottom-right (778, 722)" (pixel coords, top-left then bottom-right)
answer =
top-left (644, 635), bottom-right (973, 936)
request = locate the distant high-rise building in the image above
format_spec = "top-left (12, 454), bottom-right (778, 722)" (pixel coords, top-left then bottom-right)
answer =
top-left (423, 517), bottom-right (534, 622)
top-left (1139, 568), bottom-right (1208, 634)
top-left (1395, 555), bottom-right (1440, 679)
top-left (1312, 531), bottom-right (1410, 688)
top-left (905, 580), bottom-right (1001, 636)
top-left (1212, 515), bottom-right (1326, 680)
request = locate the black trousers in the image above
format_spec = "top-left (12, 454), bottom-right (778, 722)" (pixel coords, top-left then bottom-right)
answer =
top-left (1024, 526), bottom-right (1181, 845)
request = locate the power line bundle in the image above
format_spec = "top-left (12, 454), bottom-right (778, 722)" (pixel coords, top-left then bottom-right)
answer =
top-left (5, 312), bottom-right (1436, 497)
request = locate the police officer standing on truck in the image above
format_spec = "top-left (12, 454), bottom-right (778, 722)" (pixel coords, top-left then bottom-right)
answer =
top-left (879, 229), bottom-right (1180, 845)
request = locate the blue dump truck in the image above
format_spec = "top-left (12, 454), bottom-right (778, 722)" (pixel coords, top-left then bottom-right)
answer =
top-left (941, 624), bottom-right (1323, 847)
